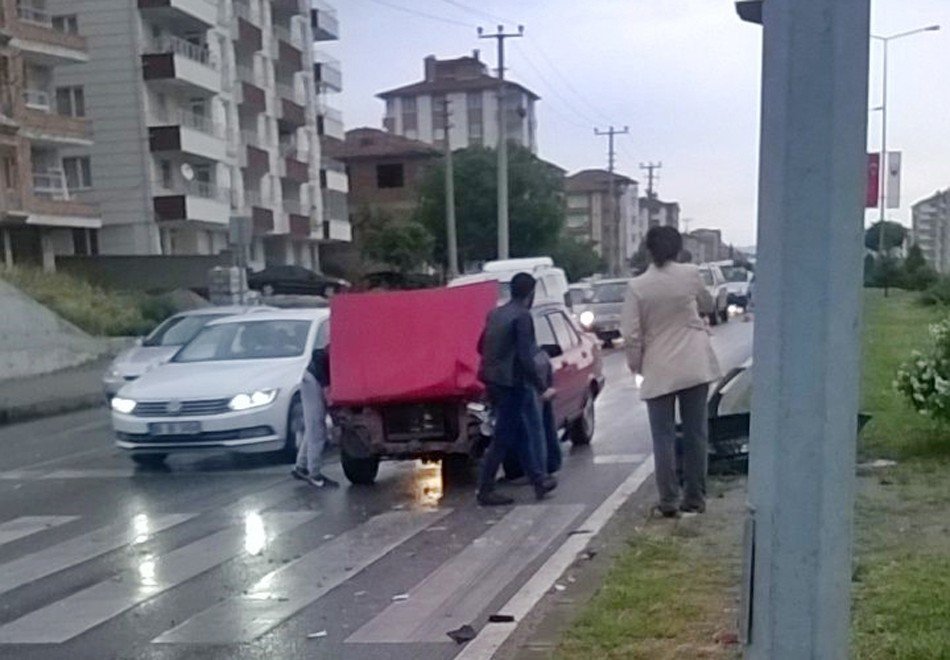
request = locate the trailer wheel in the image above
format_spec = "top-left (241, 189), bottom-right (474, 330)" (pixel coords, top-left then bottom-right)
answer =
top-left (569, 392), bottom-right (596, 445)
top-left (341, 451), bottom-right (379, 485)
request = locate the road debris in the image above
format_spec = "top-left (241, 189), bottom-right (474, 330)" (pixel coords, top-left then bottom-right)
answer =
top-left (446, 624), bottom-right (477, 644)
top-left (488, 614), bottom-right (515, 623)
top-left (392, 593), bottom-right (410, 602)
top-left (307, 631), bottom-right (328, 639)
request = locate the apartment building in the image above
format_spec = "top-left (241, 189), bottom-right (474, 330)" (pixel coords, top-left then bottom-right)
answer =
top-left (912, 188), bottom-right (950, 273)
top-left (379, 52), bottom-right (539, 153)
top-left (46, 0), bottom-right (346, 269)
top-left (564, 169), bottom-right (638, 275)
top-left (0, 0), bottom-right (101, 270)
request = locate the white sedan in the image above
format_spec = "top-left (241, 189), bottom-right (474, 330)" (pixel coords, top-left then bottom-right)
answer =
top-left (111, 309), bottom-right (329, 467)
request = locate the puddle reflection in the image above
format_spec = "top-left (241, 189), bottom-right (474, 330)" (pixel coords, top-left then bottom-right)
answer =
top-left (244, 511), bottom-right (267, 556)
top-left (132, 513), bottom-right (150, 545)
top-left (411, 461), bottom-right (443, 508)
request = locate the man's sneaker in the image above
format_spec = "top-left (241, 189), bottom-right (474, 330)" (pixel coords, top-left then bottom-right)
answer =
top-left (651, 505), bottom-right (680, 519)
top-left (534, 476), bottom-right (557, 500)
top-left (680, 502), bottom-right (706, 514)
top-left (477, 491), bottom-right (514, 506)
top-left (307, 473), bottom-right (340, 488)
top-left (291, 466), bottom-right (309, 481)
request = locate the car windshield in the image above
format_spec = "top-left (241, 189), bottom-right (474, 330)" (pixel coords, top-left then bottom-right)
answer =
top-left (591, 282), bottom-right (628, 303)
top-left (568, 288), bottom-right (587, 306)
top-left (173, 320), bottom-right (312, 362)
top-left (142, 314), bottom-right (228, 347)
top-left (720, 266), bottom-right (749, 283)
top-left (700, 270), bottom-right (715, 286)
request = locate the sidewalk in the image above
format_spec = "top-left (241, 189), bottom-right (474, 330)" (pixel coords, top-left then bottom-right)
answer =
top-left (0, 357), bottom-right (110, 425)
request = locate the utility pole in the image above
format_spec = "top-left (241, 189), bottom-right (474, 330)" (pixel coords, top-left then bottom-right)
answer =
top-left (738, 0), bottom-right (869, 657)
top-left (595, 126), bottom-right (629, 275)
top-left (439, 97), bottom-right (459, 278)
top-left (640, 161), bottom-right (662, 200)
top-left (478, 24), bottom-right (524, 260)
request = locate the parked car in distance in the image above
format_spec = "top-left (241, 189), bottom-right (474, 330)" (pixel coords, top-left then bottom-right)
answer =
top-left (248, 265), bottom-right (349, 298)
top-left (448, 257), bottom-right (572, 309)
top-left (714, 260), bottom-right (753, 308)
top-left (576, 278), bottom-right (631, 347)
top-left (102, 306), bottom-right (271, 399)
top-left (699, 264), bottom-right (730, 325)
top-left (110, 309), bottom-right (329, 467)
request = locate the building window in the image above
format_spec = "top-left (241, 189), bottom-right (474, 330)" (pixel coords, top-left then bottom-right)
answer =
top-left (62, 157), bottom-right (92, 191)
top-left (376, 163), bottom-right (405, 189)
top-left (3, 156), bottom-right (17, 190)
top-left (55, 86), bottom-right (85, 117)
top-left (72, 228), bottom-right (98, 256)
top-left (160, 160), bottom-right (173, 188)
top-left (51, 14), bottom-right (79, 35)
top-left (401, 97), bottom-right (417, 132)
top-left (432, 94), bottom-right (447, 133)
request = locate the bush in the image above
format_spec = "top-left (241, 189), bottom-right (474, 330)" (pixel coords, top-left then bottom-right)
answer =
top-left (919, 277), bottom-right (950, 306)
top-left (0, 268), bottom-right (178, 337)
top-left (894, 317), bottom-right (950, 424)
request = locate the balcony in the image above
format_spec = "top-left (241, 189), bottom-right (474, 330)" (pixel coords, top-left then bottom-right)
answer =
top-left (232, 11), bottom-right (263, 52)
top-left (148, 110), bottom-right (227, 162)
top-left (152, 179), bottom-right (230, 225)
top-left (278, 98), bottom-right (306, 130)
top-left (137, 0), bottom-right (217, 32)
top-left (241, 130), bottom-right (270, 173)
top-left (19, 90), bottom-right (93, 146)
top-left (320, 157), bottom-right (347, 193)
top-left (322, 217), bottom-right (351, 242)
top-left (310, 0), bottom-right (339, 42)
top-left (312, 51), bottom-right (341, 92)
top-left (236, 66), bottom-right (266, 112)
top-left (274, 26), bottom-right (303, 71)
top-left (282, 156), bottom-right (309, 183)
top-left (289, 213), bottom-right (311, 238)
top-left (245, 189), bottom-right (275, 234)
top-left (29, 169), bottom-right (99, 223)
top-left (318, 106), bottom-right (344, 143)
top-left (142, 36), bottom-right (220, 95)
top-left (12, 3), bottom-right (88, 65)
top-left (272, 0), bottom-right (308, 18)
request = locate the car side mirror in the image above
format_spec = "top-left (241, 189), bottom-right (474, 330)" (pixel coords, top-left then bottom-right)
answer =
top-left (541, 344), bottom-right (563, 359)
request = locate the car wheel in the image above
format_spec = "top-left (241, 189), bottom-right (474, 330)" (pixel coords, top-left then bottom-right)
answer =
top-left (131, 454), bottom-right (167, 468)
top-left (282, 395), bottom-right (303, 463)
top-left (709, 311), bottom-right (719, 326)
top-left (569, 392), bottom-right (596, 445)
top-left (720, 307), bottom-right (730, 323)
top-left (341, 451), bottom-right (380, 485)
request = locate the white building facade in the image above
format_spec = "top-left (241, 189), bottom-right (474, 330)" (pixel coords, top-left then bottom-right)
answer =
top-left (379, 53), bottom-right (538, 154)
top-left (564, 169), bottom-right (638, 275)
top-left (912, 188), bottom-right (950, 273)
top-left (48, 0), bottom-right (346, 269)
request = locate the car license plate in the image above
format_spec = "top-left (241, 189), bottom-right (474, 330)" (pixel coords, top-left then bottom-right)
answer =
top-left (149, 421), bottom-right (201, 436)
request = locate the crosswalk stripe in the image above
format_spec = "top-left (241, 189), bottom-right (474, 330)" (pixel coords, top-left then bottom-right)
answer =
top-left (0, 512), bottom-right (317, 644)
top-left (0, 513), bottom-right (196, 598)
top-left (152, 508), bottom-right (453, 644)
top-left (347, 503), bottom-right (584, 644)
top-left (0, 517), bottom-right (79, 548)
top-left (0, 466), bottom-right (295, 480)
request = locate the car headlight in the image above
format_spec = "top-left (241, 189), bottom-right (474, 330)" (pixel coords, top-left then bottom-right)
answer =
top-left (111, 397), bottom-right (137, 414)
top-left (228, 389), bottom-right (279, 411)
top-left (579, 310), bottom-right (595, 329)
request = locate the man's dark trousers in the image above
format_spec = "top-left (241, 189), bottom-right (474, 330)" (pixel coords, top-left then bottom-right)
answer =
top-left (478, 384), bottom-right (544, 495)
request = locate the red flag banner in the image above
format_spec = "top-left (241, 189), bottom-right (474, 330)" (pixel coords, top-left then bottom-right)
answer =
top-left (866, 153), bottom-right (880, 208)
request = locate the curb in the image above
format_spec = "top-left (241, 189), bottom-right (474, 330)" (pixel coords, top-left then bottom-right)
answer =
top-left (0, 394), bottom-right (105, 427)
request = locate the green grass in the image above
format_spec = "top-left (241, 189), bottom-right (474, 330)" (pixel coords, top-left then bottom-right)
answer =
top-left (860, 289), bottom-right (950, 460)
top-left (0, 267), bottom-right (177, 337)
top-left (556, 535), bottom-right (736, 660)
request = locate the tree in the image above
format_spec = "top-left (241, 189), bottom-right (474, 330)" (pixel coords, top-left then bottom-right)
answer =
top-left (415, 145), bottom-right (565, 268)
top-left (356, 208), bottom-right (434, 274)
top-left (549, 237), bottom-right (605, 282)
top-left (864, 221), bottom-right (906, 253)
top-left (902, 243), bottom-right (937, 291)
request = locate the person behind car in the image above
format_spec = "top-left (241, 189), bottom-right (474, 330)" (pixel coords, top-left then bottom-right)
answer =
top-left (291, 346), bottom-right (339, 489)
top-left (502, 349), bottom-right (561, 481)
top-left (621, 226), bottom-right (722, 517)
top-left (476, 273), bottom-right (557, 506)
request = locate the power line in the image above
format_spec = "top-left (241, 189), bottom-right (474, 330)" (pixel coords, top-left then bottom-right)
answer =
top-left (527, 40), bottom-right (617, 126)
top-left (510, 42), bottom-right (603, 127)
top-left (432, 0), bottom-right (518, 25)
top-left (358, 0), bottom-right (475, 28)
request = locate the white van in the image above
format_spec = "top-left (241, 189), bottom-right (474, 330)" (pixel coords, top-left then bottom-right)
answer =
top-left (448, 257), bottom-right (572, 308)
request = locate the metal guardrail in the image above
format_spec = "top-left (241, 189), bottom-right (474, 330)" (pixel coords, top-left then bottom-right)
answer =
top-left (158, 108), bottom-right (223, 137)
top-left (149, 35), bottom-right (216, 69)
top-left (154, 178), bottom-right (230, 202)
top-left (32, 169), bottom-right (70, 200)
top-left (22, 89), bottom-right (50, 111)
top-left (17, 3), bottom-right (51, 27)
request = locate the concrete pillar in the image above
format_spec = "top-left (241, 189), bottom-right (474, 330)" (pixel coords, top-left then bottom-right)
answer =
top-left (2, 229), bottom-right (12, 269)
top-left (40, 230), bottom-right (56, 273)
top-left (745, 1), bottom-right (869, 658)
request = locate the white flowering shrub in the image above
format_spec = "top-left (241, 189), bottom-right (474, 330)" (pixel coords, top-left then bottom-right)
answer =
top-left (894, 318), bottom-right (950, 422)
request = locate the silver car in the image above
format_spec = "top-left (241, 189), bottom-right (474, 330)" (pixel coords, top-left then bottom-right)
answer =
top-left (103, 306), bottom-right (269, 399)
top-left (577, 278), bottom-right (631, 347)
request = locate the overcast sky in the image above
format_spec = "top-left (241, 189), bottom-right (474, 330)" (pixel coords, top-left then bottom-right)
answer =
top-left (325, 0), bottom-right (950, 247)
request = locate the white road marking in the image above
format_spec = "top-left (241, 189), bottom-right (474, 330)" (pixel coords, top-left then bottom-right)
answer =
top-left (0, 516), bottom-right (78, 548)
top-left (454, 457), bottom-right (655, 659)
top-left (347, 504), bottom-right (584, 644)
top-left (153, 508), bottom-right (452, 644)
top-left (593, 453), bottom-right (648, 465)
top-left (0, 465), bottom-right (294, 480)
top-left (0, 513), bottom-right (196, 597)
top-left (0, 512), bottom-right (317, 644)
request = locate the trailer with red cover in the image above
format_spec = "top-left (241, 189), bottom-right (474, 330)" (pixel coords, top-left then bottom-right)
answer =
top-left (328, 283), bottom-right (497, 484)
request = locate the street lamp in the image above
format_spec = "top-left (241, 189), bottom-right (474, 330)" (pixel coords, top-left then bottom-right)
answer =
top-left (871, 24), bottom-right (940, 254)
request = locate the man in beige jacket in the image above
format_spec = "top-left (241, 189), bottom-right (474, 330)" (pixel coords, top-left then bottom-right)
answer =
top-left (621, 227), bottom-right (722, 516)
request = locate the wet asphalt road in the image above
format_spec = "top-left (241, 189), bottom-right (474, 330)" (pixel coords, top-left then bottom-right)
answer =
top-left (0, 320), bottom-right (752, 660)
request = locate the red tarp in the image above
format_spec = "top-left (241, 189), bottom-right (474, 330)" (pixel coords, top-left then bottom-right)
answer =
top-left (328, 282), bottom-right (497, 406)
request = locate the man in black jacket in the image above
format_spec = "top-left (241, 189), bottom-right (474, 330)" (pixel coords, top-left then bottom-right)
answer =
top-left (477, 273), bottom-right (557, 505)
top-left (291, 345), bottom-right (339, 488)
